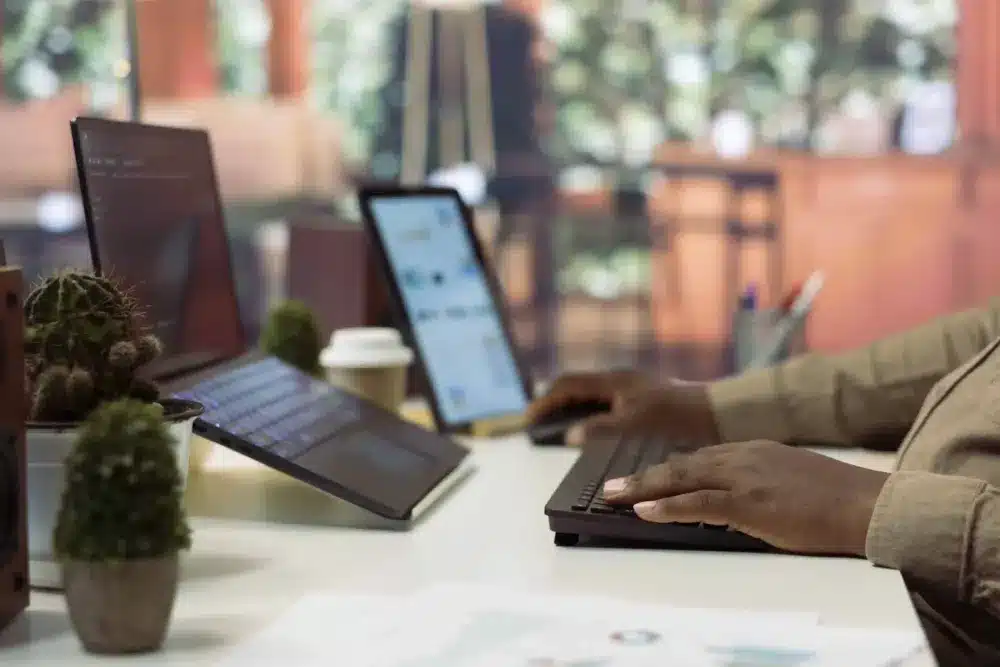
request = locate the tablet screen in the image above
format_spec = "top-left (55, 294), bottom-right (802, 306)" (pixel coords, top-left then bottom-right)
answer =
top-left (368, 194), bottom-right (529, 425)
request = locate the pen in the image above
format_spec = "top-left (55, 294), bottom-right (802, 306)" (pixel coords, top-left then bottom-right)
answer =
top-left (779, 282), bottom-right (803, 313)
top-left (739, 283), bottom-right (758, 312)
top-left (747, 272), bottom-right (824, 370)
top-left (732, 284), bottom-right (759, 372)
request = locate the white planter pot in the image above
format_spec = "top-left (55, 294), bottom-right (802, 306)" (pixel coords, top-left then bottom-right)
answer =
top-left (26, 399), bottom-right (203, 590)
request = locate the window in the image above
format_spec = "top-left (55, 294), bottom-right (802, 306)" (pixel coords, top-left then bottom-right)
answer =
top-left (214, 0), bottom-right (270, 97)
top-left (541, 0), bottom-right (958, 161)
top-left (309, 0), bottom-right (404, 167)
top-left (2, 0), bottom-right (126, 110)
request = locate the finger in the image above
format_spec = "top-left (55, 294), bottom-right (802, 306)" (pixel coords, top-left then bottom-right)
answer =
top-left (604, 450), bottom-right (729, 503)
top-left (607, 386), bottom-right (639, 412)
top-left (566, 413), bottom-right (623, 447)
top-left (632, 490), bottom-right (733, 526)
top-left (525, 375), bottom-right (606, 423)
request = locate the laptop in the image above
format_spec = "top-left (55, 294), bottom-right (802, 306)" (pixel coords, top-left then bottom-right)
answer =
top-left (359, 186), bottom-right (771, 551)
top-left (70, 117), bottom-right (474, 529)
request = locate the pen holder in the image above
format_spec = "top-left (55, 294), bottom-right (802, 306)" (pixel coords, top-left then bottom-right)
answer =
top-left (730, 308), bottom-right (807, 373)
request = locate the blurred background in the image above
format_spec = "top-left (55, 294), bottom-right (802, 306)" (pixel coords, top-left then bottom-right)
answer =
top-left (2, 0), bottom-right (997, 384)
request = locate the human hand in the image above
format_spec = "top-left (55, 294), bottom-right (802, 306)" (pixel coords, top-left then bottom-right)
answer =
top-left (602, 440), bottom-right (889, 556)
top-left (527, 370), bottom-right (654, 420)
top-left (526, 371), bottom-right (721, 448)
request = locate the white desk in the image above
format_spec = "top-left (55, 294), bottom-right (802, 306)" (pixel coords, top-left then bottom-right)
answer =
top-left (0, 437), bottom-right (935, 665)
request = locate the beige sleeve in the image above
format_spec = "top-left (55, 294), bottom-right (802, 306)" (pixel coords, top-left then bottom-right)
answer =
top-left (865, 471), bottom-right (1000, 615)
top-left (706, 300), bottom-right (1000, 446)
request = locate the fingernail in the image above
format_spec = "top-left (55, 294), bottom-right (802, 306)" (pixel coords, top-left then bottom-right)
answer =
top-left (633, 501), bottom-right (657, 516)
top-left (566, 425), bottom-right (584, 446)
top-left (603, 478), bottom-right (627, 495)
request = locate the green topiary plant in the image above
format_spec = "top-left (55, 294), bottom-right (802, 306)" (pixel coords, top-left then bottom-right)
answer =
top-left (259, 300), bottom-right (324, 378)
top-left (53, 399), bottom-right (191, 562)
top-left (24, 271), bottom-right (163, 423)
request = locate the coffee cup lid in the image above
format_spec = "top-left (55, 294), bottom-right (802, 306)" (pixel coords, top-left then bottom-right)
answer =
top-left (320, 327), bottom-right (413, 369)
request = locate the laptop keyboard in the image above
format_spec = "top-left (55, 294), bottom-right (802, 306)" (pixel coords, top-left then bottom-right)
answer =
top-left (174, 358), bottom-right (360, 460)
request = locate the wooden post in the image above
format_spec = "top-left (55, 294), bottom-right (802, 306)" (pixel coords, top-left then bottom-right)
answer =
top-left (134, 0), bottom-right (217, 100)
top-left (957, 0), bottom-right (1000, 146)
top-left (0, 6), bottom-right (5, 97)
top-left (266, 0), bottom-right (309, 98)
top-left (504, 0), bottom-right (542, 20)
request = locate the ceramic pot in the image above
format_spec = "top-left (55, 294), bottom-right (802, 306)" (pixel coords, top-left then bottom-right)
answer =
top-left (26, 398), bottom-right (203, 590)
top-left (63, 555), bottom-right (179, 654)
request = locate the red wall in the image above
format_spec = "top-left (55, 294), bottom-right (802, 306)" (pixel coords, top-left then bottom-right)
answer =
top-left (958, 0), bottom-right (1000, 146)
top-left (265, 0), bottom-right (309, 98)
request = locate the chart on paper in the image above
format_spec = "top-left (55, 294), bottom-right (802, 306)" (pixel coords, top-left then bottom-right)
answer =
top-left (213, 584), bottom-right (926, 667)
top-left (377, 612), bottom-right (922, 667)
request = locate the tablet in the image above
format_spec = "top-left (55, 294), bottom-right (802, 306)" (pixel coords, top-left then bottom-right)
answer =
top-left (359, 186), bottom-right (534, 433)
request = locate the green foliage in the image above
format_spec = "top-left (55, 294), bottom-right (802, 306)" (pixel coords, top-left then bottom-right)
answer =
top-left (54, 399), bottom-right (191, 562)
top-left (2, 0), bottom-right (119, 101)
top-left (260, 300), bottom-right (324, 378)
top-left (545, 0), bottom-right (674, 164)
top-left (214, 0), bottom-right (269, 96)
top-left (308, 0), bottom-right (402, 165)
top-left (24, 271), bottom-right (163, 423)
top-left (542, 0), bottom-right (957, 158)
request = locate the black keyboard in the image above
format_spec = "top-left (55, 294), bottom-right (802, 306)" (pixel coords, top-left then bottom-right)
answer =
top-left (174, 358), bottom-right (360, 461)
top-left (545, 437), bottom-right (772, 551)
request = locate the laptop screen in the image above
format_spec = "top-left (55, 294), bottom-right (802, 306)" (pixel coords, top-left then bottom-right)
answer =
top-left (71, 117), bottom-right (246, 376)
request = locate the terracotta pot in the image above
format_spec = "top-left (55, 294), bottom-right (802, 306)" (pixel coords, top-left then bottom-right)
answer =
top-left (62, 555), bottom-right (180, 654)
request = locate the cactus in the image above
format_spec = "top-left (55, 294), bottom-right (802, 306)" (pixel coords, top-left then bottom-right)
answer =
top-left (24, 271), bottom-right (163, 423)
top-left (259, 300), bottom-right (324, 378)
top-left (53, 399), bottom-right (191, 562)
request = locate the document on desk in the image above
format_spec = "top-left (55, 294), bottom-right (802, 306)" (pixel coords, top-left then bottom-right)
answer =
top-left (215, 584), bottom-right (925, 667)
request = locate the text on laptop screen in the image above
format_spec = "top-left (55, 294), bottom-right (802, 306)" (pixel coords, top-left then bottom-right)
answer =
top-left (369, 195), bottom-right (528, 424)
top-left (74, 119), bottom-right (246, 372)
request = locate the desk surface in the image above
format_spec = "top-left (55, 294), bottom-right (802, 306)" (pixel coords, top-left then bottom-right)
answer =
top-left (0, 437), bottom-right (934, 665)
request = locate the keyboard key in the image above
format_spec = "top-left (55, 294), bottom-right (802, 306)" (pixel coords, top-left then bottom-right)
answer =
top-left (183, 358), bottom-right (357, 461)
top-left (250, 432), bottom-right (275, 449)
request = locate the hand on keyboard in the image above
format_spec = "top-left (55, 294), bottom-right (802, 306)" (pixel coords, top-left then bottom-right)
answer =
top-left (527, 371), bottom-right (720, 449)
top-left (601, 440), bottom-right (889, 556)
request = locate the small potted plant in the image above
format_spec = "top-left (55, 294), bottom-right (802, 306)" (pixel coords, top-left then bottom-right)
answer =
top-left (55, 399), bottom-right (191, 654)
top-left (260, 299), bottom-right (323, 378)
top-left (24, 271), bottom-right (203, 589)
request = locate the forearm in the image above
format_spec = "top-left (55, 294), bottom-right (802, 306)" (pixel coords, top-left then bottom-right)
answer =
top-left (866, 471), bottom-right (1000, 619)
top-left (707, 300), bottom-right (1000, 446)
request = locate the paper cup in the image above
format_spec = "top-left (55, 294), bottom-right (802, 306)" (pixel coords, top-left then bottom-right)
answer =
top-left (320, 328), bottom-right (413, 413)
